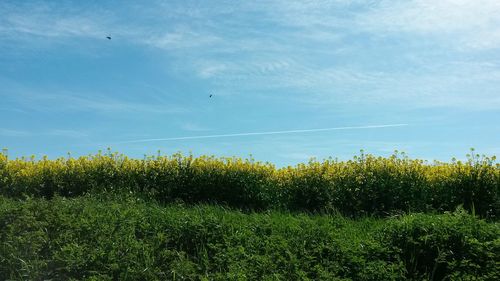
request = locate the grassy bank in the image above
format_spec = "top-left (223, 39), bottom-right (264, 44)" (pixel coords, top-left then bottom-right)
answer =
top-left (0, 151), bottom-right (498, 219)
top-left (0, 195), bottom-right (498, 280)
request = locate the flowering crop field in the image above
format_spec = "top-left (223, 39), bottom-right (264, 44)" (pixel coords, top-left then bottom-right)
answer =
top-left (0, 150), bottom-right (499, 280)
top-left (0, 150), bottom-right (498, 218)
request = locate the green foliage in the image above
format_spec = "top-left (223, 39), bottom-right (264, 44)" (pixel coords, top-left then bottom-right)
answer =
top-left (380, 208), bottom-right (500, 280)
top-left (0, 150), bottom-right (498, 218)
top-left (0, 196), bottom-right (498, 280)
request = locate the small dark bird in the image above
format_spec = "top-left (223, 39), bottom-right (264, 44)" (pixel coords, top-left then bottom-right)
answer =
top-left (209, 94), bottom-right (213, 98)
top-left (106, 36), bottom-right (111, 40)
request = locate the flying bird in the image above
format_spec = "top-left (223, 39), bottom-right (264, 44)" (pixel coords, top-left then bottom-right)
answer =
top-left (209, 94), bottom-right (213, 98)
top-left (106, 36), bottom-right (111, 40)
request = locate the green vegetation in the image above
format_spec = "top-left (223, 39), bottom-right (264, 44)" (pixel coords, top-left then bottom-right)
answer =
top-left (1, 195), bottom-right (498, 280)
top-left (0, 150), bottom-right (499, 280)
top-left (0, 150), bottom-right (498, 218)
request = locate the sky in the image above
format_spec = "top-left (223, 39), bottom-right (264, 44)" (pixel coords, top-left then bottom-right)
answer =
top-left (1, 0), bottom-right (499, 166)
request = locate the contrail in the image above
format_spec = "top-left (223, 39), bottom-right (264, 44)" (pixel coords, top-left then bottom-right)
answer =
top-left (116, 123), bottom-right (408, 144)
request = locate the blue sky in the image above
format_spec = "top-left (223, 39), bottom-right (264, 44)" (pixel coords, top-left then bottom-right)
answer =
top-left (1, 0), bottom-right (499, 166)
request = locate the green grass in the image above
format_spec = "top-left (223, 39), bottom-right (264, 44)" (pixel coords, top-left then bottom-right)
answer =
top-left (1, 195), bottom-right (498, 281)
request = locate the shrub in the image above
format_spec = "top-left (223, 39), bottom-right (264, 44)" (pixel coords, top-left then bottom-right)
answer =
top-left (1, 196), bottom-right (498, 280)
top-left (379, 209), bottom-right (500, 280)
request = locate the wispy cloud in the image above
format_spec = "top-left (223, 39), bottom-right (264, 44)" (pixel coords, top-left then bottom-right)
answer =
top-left (2, 0), bottom-right (499, 111)
top-left (0, 2), bottom-right (112, 40)
top-left (180, 122), bottom-right (211, 132)
top-left (115, 123), bottom-right (408, 144)
top-left (4, 1), bottom-right (499, 50)
top-left (38, 93), bottom-right (188, 114)
top-left (46, 129), bottom-right (89, 138)
top-left (0, 128), bottom-right (88, 138)
top-left (135, 1), bottom-right (500, 109)
top-left (1, 79), bottom-right (189, 115)
top-left (144, 27), bottom-right (221, 50)
top-left (0, 128), bottom-right (31, 137)
top-left (358, 0), bottom-right (500, 50)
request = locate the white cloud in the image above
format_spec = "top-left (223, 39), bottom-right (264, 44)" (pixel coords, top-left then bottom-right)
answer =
top-left (0, 128), bottom-right (89, 138)
top-left (362, 0), bottom-right (500, 33)
top-left (180, 122), bottom-right (211, 132)
top-left (144, 27), bottom-right (221, 50)
top-left (195, 62), bottom-right (228, 79)
top-left (359, 0), bottom-right (500, 50)
top-left (46, 129), bottom-right (89, 138)
top-left (0, 128), bottom-right (31, 137)
top-left (4, 86), bottom-right (189, 115)
top-left (195, 58), bottom-right (294, 81)
top-left (3, 14), bottom-right (104, 38)
top-left (0, 2), bottom-right (112, 40)
top-left (32, 93), bottom-right (188, 114)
